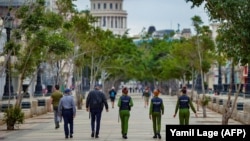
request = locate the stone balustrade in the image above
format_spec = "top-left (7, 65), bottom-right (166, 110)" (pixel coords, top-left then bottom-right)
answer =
top-left (0, 98), bottom-right (51, 125)
top-left (193, 91), bottom-right (250, 124)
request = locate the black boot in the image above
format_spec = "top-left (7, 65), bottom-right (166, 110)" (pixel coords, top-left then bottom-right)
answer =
top-left (91, 132), bottom-right (94, 138)
top-left (95, 132), bottom-right (99, 138)
top-left (55, 122), bottom-right (59, 129)
top-left (123, 134), bottom-right (127, 139)
top-left (153, 133), bottom-right (157, 139)
top-left (157, 133), bottom-right (161, 139)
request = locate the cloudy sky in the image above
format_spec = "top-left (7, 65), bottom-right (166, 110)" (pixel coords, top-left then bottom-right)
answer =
top-left (73, 0), bottom-right (210, 36)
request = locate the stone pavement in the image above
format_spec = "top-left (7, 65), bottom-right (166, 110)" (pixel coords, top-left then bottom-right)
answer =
top-left (0, 93), bottom-right (242, 141)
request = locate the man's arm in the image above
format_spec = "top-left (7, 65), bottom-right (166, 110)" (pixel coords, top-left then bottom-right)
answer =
top-left (102, 92), bottom-right (109, 110)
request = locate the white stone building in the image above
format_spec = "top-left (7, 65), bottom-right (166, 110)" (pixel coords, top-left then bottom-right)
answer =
top-left (89, 0), bottom-right (128, 35)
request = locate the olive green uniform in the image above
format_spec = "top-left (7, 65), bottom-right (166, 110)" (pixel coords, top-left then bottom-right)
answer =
top-left (149, 96), bottom-right (164, 138)
top-left (118, 95), bottom-right (133, 138)
top-left (174, 95), bottom-right (196, 125)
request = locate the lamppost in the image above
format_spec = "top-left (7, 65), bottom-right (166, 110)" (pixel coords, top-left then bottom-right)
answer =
top-left (217, 63), bottom-right (223, 94)
top-left (2, 12), bottom-right (14, 100)
top-left (245, 65), bottom-right (250, 98)
top-left (34, 64), bottom-right (43, 97)
top-left (195, 73), bottom-right (202, 94)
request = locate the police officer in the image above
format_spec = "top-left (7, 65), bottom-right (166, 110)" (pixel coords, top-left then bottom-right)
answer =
top-left (58, 88), bottom-right (76, 139)
top-left (149, 89), bottom-right (164, 139)
top-left (173, 86), bottom-right (198, 125)
top-left (118, 87), bottom-right (134, 139)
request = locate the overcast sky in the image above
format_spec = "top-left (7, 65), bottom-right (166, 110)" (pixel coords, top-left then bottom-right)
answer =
top-left (73, 0), bottom-right (210, 36)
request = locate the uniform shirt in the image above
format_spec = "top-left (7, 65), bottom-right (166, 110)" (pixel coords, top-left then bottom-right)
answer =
top-left (58, 94), bottom-right (76, 116)
top-left (118, 95), bottom-right (133, 110)
top-left (174, 94), bottom-right (196, 115)
top-left (149, 96), bottom-right (164, 114)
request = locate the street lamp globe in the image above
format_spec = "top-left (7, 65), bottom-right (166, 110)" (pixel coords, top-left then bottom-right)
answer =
top-left (3, 12), bottom-right (13, 30)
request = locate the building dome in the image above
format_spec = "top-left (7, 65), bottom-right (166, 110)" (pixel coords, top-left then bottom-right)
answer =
top-left (147, 26), bottom-right (156, 35)
top-left (90, 0), bottom-right (127, 35)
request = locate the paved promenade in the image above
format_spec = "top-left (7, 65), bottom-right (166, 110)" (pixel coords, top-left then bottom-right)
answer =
top-left (0, 93), bottom-right (242, 141)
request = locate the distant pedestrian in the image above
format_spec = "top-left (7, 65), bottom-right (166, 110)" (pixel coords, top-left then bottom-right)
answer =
top-left (142, 86), bottom-right (151, 108)
top-left (173, 86), bottom-right (198, 125)
top-left (109, 86), bottom-right (117, 108)
top-left (58, 88), bottom-right (76, 139)
top-left (149, 89), bottom-right (164, 139)
top-left (86, 85), bottom-right (109, 138)
top-left (50, 84), bottom-right (63, 129)
top-left (118, 87), bottom-right (134, 139)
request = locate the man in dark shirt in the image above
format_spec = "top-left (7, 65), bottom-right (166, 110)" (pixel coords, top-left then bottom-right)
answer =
top-left (86, 85), bottom-right (109, 138)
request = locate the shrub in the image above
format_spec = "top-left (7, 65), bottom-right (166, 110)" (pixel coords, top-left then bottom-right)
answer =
top-left (2, 106), bottom-right (25, 130)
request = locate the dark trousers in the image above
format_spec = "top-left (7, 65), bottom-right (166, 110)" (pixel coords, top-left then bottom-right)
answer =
top-left (62, 109), bottom-right (74, 136)
top-left (90, 109), bottom-right (102, 135)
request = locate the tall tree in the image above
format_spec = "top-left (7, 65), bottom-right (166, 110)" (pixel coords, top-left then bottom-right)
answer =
top-left (185, 0), bottom-right (250, 124)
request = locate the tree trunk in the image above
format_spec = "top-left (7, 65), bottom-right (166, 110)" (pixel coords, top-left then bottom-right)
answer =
top-left (7, 123), bottom-right (15, 130)
top-left (202, 105), bottom-right (207, 117)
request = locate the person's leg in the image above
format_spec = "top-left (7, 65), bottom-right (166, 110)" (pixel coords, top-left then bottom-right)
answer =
top-left (120, 111), bottom-right (125, 135)
top-left (90, 111), bottom-right (96, 137)
top-left (53, 109), bottom-right (58, 128)
top-left (178, 109), bottom-right (185, 125)
top-left (69, 110), bottom-right (74, 138)
top-left (183, 109), bottom-right (190, 125)
top-left (62, 111), bottom-right (69, 138)
top-left (95, 111), bottom-right (102, 138)
top-left (123, 111), bottom-right (130, 137)
top-left (152, 113), bottom-right (157, 138)
top-left (111, 98), bottom-right (115, 108)
top-left (156, 113), bottom-right (162, 139)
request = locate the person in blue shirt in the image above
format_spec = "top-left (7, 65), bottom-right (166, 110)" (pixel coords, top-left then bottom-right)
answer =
top-left (109, 86), bottom-right (117, 108)
top-left (149, 89), bottom-right (164, 139)
top-left (58, 88), bottom-right (76, 139)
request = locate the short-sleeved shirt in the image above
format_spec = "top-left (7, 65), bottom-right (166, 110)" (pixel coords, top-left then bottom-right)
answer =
top-left (51, 90), bottom-right (63, 107)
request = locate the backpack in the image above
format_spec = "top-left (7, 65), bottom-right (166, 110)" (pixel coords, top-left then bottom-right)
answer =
top-left (110, 91), bottom-right (115, 97)
top-left (143, 91), bottom-right (150, 97)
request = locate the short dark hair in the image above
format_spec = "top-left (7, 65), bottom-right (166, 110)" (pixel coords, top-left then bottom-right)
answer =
top-left (55, 85), bottom-right (60, 90)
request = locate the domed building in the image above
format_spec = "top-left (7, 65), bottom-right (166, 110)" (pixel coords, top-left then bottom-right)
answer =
top-left (89, 0), bottom-right (128, 35)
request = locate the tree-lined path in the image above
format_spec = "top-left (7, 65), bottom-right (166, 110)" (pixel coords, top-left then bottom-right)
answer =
top-left (0, 92), bottom-right (242, 141)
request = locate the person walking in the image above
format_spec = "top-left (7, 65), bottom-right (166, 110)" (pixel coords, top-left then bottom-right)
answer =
top-left (173, 86), bottom-right (198, 125)
top-left (118, 87), bottom-right (133, 139)
top-left (142, 86), bottom-right (151, 108)
top-left (149, 89), bottom-right (164, 139)
top-left (58, 88), bottom-right (76, 139)
top-left (109, 86), bottom-right (117, 108)
top-left (86, 85), bottom-right (109, 138)
top-left (50, 84), bottom-right (63, 129)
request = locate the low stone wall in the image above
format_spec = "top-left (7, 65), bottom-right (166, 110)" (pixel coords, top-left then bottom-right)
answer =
top-left (0, 98), bottom-right (50, 126)
top-left (194, 92), bottom-right (250, 124)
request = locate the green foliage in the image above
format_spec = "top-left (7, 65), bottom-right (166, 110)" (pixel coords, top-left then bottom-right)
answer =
top-left (2, 106), bottom-right (25, 130)
top-left (4, 41), bottom-right (21, 55)
top-left (200, 95), bottom-right (211, 106)
top-left (186, 0), bottom-right (250, 65)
